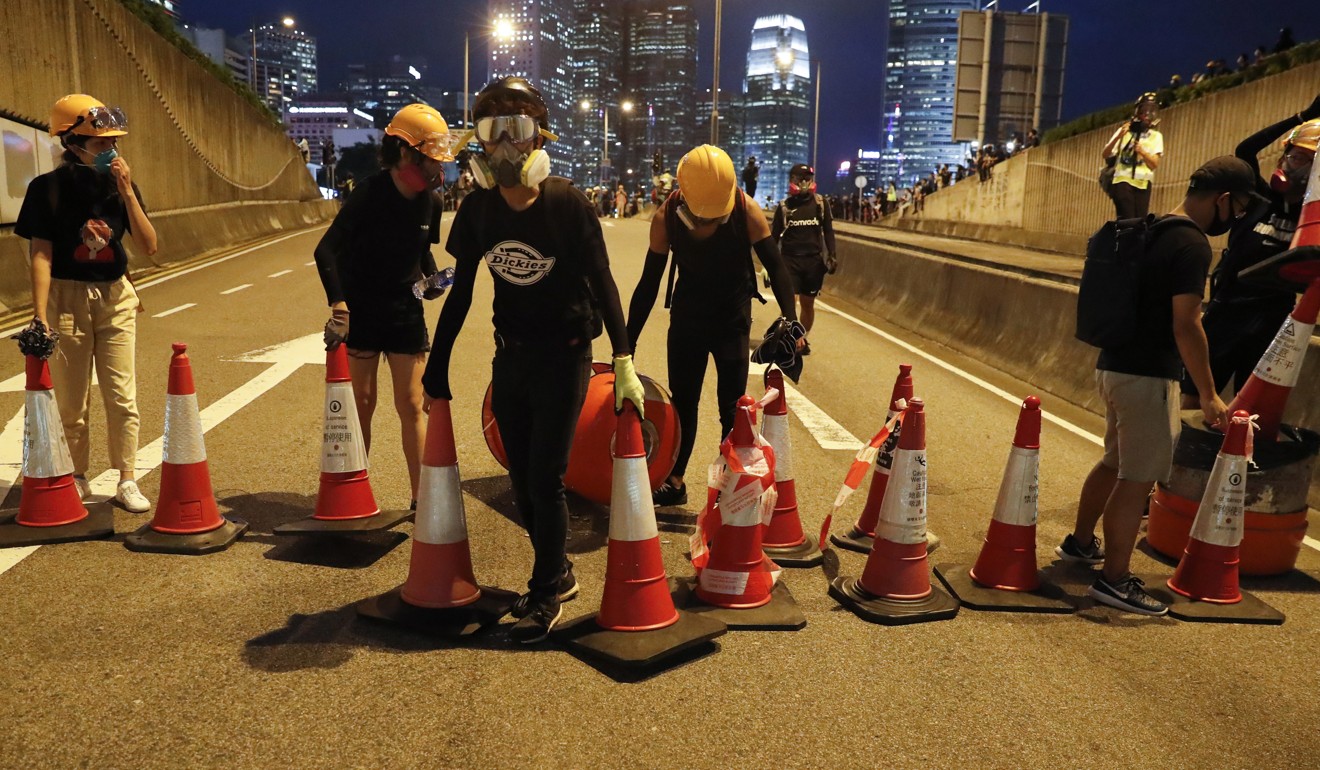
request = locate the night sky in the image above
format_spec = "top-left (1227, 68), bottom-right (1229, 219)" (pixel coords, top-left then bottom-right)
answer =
top-left (189, 0), bottom-right (1318, 173)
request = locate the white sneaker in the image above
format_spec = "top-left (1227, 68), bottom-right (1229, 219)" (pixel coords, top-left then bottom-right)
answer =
top-left (73, 475), bottom-right (90, 500)
top-left (115, 480), bottom-right (151, 513)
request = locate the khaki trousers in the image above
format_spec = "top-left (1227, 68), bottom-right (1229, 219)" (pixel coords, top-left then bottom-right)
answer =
top-left (48, 276), bottom-right (140, 476)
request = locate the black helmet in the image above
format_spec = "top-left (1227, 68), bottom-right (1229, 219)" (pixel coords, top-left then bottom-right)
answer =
top-left (474, 76), bottom-right (550, 129)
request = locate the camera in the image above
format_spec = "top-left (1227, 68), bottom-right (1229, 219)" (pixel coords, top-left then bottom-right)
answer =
top-left (1129, 118), bottom-right (1147, 135)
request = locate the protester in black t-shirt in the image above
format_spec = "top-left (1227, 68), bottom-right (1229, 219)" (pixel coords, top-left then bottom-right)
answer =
top-left (422, 77), bottom-right (644, 644)
top-left (772, 164), bottom-right (837, 346)
top-left (626, 144), bottom-right (801, 508)
top-left (741, 156), bottom-right (760, 199)
top-left (1058, 157), bottom-right (1245, 617)
top-left (14, 94), bottom-right (156, 513)
top-left (316, 104), bottom-right (455, 507)
top-left (1181, 94), bottom-right (1320, 406)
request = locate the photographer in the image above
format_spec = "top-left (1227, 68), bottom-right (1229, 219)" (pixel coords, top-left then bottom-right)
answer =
top-left (1102, 93), bottom-right (1164, 219)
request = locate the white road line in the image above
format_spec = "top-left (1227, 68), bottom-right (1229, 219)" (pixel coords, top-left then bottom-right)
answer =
top-left (1307, 536), bottom-right (1320, 552)
top-left (304, 260), bottom-right (316, 266)
top-left (152, 303), bottom-right (197, 319)
top-left (268, 269), bottom-right (293, 278)
top-left (817, 300), bottom-right (1105, 448)
top-left (0, 408), bottom-right (37, 574)
top-left (220, 284), bottom-right (252, 295)
top-left (749, 362), bottom-right (861, 450)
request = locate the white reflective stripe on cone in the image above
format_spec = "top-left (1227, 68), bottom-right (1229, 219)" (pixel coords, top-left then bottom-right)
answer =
top-left (992, 446), bottom-right (1039, 527)
top-left (322, 382), bottom-right (368, 473)
top-left (762, 412), bottom-right (793, 481)
top-left (162, 393), bottom-right (206, 465)
top-left (1252, 318), bottom-right (1314, 388)
top-left (1189, 452), bottom-right (1247, 547)
top-left (609, 456), bottom-right (658, 542)
top-left (22, 389), bottom-right (74, 479)
top-left (414, 464), bottom-right (468, 545)
top-left (874, 447), bottom-right (927, 545)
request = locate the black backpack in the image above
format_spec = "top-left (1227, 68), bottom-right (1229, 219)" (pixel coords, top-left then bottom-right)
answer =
top-left (1075, 215), bottom-right (1200, 348)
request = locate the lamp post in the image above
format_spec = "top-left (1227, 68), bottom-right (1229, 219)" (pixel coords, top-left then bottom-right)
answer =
top-left (581, 100), bottom-right (633, 185)
top-left (711, 0), bottom-right (722, 144)
top-left (813, 59), bottom-right (822, 171)
top-left (464, 19), bottom-right (518, 130)
top-left (248, 17), bottom-right (296, 109)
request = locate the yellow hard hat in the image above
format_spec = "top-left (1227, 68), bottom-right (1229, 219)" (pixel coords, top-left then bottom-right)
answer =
top-left (677, 144), bottom-right (737, 219)
top-left (385, 103), bottom-right (456, 162)
top-left (50, 94), bottom-right (127, 138)
top-left (1284, 119), bottom-right (1320, 153)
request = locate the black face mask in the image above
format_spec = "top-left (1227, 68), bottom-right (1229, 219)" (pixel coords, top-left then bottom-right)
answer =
top-left (1204, 197), bottom-right (1235, 236)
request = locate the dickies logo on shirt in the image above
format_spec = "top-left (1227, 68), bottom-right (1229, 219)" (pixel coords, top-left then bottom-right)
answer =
top-left (485, 240), bottom-right (555, 286)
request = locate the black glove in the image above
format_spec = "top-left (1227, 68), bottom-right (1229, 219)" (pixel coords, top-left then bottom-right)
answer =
top-left (825, 254), bottom-right (838, 275)
top-left (323, 308), bottom-right (349, 350)
top-left (1303, 92), bottom-right (1320, 122)
top-left (12, 318), bottom-right (58, 359)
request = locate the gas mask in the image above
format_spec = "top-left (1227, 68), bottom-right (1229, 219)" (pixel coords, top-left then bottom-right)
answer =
top-left (397, 158), bottom-right (444, 193)
top-left (788, 177), bottom-right (816, 195)
top-left (1269, 149), bottom-right (1313, 196)
top-left (470, 139), bottom-right (550, 190)
top-left (81, 147), bottom-right (118, 174)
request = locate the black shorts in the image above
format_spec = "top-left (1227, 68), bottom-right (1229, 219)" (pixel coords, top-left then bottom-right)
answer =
top-left (345, 293), bottom-right (431, 355)
top-left (785, 254), bottom-right (827, 296)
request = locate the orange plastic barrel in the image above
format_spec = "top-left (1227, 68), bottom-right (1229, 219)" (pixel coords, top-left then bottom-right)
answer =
top-left (481, 362), bottom-right (680, 505)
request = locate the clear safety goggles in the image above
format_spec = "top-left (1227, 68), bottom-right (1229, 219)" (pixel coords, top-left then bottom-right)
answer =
top-left (411, 131), bottom-right (459, 162)
top-left (473, 115), bottom-right (557, 144)
top-left (82, 106), bottom-right (128, 133)
top-left (675, 199), bottom-right (731, 231)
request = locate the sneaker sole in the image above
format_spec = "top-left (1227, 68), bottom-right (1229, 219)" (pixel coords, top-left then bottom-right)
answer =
top-left (1054, 545), bottom-right (1104, 566)
top-left (509, 583), bottom-right (580, 620)
top-left (1086, 585), bottom-right (1168, 616)
top-left (515, 604), bottom-right (564, 645)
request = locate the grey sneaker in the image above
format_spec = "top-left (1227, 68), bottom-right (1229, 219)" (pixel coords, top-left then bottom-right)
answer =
top-left (1055, 534), bottom-right (1104, 565)
top-left (115, 480), bottom-right (151, 513)
top-left (509, 595), bottom-right (563, 644)
top-left (73, 475), bottom-right (91, 500)
top-left (1088, 574), bottom-right (1168, 616)
top-left (511, 570), bottom-right (579, 619)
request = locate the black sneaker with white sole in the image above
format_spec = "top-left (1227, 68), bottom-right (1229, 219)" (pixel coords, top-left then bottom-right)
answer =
top-left (509, 596), bottom-right (563, 644)
top-left (510, 570), bottom-right (579, 619)
top-left (1055, 534), bottom-right (1105, 565)
top-left (1087, 574), bottom-right (1168, 616)
top-left (652, 481), bottom-right (687, 507)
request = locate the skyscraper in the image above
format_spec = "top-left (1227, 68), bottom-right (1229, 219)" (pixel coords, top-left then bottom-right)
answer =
top-left (242, 22), bottom-right (317, 112)
top-left (487, 0), bottom-right (576, 177)
top-left (884, 0), bottom-right (978, 186)
top-left (741, 15), bottom-right (812, 204)
top-left (345, 57), bottom-right (429, 127)
top-left (624, 2), bottom-right (698, 181)
top-left (569, 1), bottom-right (625, 185)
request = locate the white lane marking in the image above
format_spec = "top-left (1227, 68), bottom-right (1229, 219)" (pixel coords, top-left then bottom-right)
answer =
top-left (268, 269), bottom-right (293, 278)
top-left (152, 303), bottom-right (197, 318)
top-left (304, 260), bottom-right (316, 266)
top-left (221, 284), bottom-right (253, 295)
top-left (749, 362), bottom-right (861, 450)
top-left (817, 300), bottom-right (1105, 448)
top-left (1307, 536), bottom-right (1320, 552)
top-left (0, 408), bottom-right (39, 574)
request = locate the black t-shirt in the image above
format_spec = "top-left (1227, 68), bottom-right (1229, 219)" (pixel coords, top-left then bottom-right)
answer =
top-left (664, 190), bottom-right (755, 326)
top-left (15, 164), bottom-right (145, 282)
top-left (773, 193), bottom-right (830, 258)
top-left (1212, 178), bottom-right (1298, 307)
top-left (1097, 216), bottom-right (1211, 380)
top-left (314, 170), bottom-right (440, 305)
top-left (445, 178), bottom-right (605, 343)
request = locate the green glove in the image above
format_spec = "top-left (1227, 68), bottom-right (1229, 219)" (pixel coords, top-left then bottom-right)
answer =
top-left (613, 354), bottom-right (646, 419)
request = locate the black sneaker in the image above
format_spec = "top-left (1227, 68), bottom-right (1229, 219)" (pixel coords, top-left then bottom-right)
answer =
top-left (1087, 574), bottom-right (1169, 616)
top-left (510, 570), bottom-right (579, 619)
top-left (509, 595), bottom-right (563, 644)
top-left (1054, 534), bottom-right (1105, 565)
top-left (653, 480), bottom-right (687, 507)
top-left (800, 341), bottom-right (812, 356)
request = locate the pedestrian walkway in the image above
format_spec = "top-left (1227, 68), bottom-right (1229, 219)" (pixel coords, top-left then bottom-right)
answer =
top-left (833, 221), bottom-right (1084, 284)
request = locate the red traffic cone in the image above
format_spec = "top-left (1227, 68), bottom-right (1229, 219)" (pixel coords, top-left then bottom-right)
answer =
top-left (356, 398), bottom-right (515, 637)
top-left (759, 367), bottom-right (823, 567)
top-left (1227, 281), bottom-right (1320, 441)
top-left (830, 398), bottom-right (959, 625)
top-left (934, 397), bottom-right (1072, 613)
top-left (126, 343), bottom-right (246, 554)
top-left (683, 396), bottom-right (805, 630)
top-left (555, 403), bottom-right (727, 668)
top-left (0, 356), bottom-right (113, 547)
top-left (1168, 411), bottom-right (1251, 603)
top-left (276, 345), bottom-right (410, 534)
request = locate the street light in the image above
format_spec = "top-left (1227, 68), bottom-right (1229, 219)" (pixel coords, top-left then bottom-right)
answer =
top-left (282, 17), bottom-right (295, 27)
top-left (463, 18), bottom-right (518, 131)
top-left (581, 100), bottom-right (633, 184)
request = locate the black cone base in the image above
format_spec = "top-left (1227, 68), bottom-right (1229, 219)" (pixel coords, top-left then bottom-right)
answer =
top-left (355, 585), bottom-right (517, 638)
top-left (829, 575), bottom-right (959, 625)
top-left (830, 528), bottom-right (941, 555)
top-left (764, 533), bottom-right (824, 567)
top-left (672, 577), bottom-right (807, 630)
top-left (273, 507), bottom-right (413, 535)
top-left (0, 502), bottom-right (115, 548)
top-left (1138, 575), bottom-right (1285, 625)
top-left (553, 609), bottom-right (727, 669)
top-left (1236, 244), bottom-right (1320, 293)
top-left (124, 516), bottom-right (248, 555)
top-left (934, 563), bottom-right (1074, 614)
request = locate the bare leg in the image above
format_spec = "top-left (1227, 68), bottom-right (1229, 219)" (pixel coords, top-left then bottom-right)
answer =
top-left (347, 350), bottom-right (379, 454)
top-left (799, 294), bottom-right (816, 333)
top-left (1071, 461), bottom-right (1118, 542)
top-left (387, 352), bottom-right (426, 502)
top-left (1100, 478), bottom-right (1156, 581)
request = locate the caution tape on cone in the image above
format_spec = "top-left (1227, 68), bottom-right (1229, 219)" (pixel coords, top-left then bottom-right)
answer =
top-left (826, 404), bottom-right (905, 540)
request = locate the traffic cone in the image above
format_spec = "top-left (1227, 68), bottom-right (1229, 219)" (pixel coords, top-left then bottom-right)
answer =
top-left (832, 364), bottom-right (940, 554)
top-left (0, 355), bottom-right (113, 547)
top-left (759, 366), bottom-right (822, 567)
top-left (125, 343), bottom-right (247, 555)
top-left (679, 395), bottom-right (805, 631)
top-left (356, 398), bottom-right (516, 637)
top-left (830, 398), bottom-right (959, 625)
top-left (555, 403), bottom-right (726, 668)
top-left (276, 345), bottom-right (411, 534)
top-left (1148, 411), bottom-right (1284, 624)
top-left (934, 397), bottom-right (1072, 613)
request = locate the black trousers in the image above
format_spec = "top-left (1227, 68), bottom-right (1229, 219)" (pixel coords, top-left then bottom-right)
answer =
top-left (1110, 182), bottom-right (1152, 219)
top-left (490, 339), bottom-right (591, 596)
top-left (667, 312), bottom-right (752, 479)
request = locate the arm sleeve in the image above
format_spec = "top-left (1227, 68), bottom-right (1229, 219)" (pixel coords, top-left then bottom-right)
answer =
top-left (821, 199), bottom-right (836, 255)
top-left (570, 187), bottom-right (630, 354)
top-left (422, 253), bottom-right (478, 399)
top-left (625, 249), bottom-right (669, 349)
top-left (753, 236), bottom-right (798, 321)
top-left (771, 203), bottom-right (785, 240)
top-left (1235, 114), bottom-right (1303, 176)
top-left (313, 185), bottom-right (367, 306)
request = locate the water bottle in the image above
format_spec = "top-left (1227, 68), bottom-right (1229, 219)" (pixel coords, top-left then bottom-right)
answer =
top-left (412, 266), bottom-right (455, 300)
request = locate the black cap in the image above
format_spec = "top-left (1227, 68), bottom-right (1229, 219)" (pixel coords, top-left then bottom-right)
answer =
top-left (1187, 156), bottom-right (1257, 195)
top-left (789, 163), bottom-right (814, 178)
